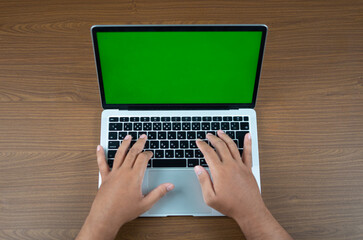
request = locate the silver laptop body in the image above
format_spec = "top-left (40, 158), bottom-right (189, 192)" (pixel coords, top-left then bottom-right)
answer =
top-left (92, 24), bottom-right (268, 217)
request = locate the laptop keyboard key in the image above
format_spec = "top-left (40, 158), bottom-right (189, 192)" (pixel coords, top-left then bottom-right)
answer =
top-left (165, 150), bottom-right (174, 158)
top-left (240, 122), bottom-right (249, 130)
top-left (244, 116), bottom-right (249, 121)
top-left (168, 132), bottom-right (176, 139)
top-left (109, 123), bottom-right (122, 131)
top-left (177, 132), bottom-right (186, 139)
top-left (221, 122), bottom-right (230, 130)
top-left (180, 141), bottom-right (189, 148)
top-left (202, 122), bottom-right (210, 130)
top-left (119, 117), bottom-right (129, 122)
top-left (130, 117), bottom-right (139, 122)
top-left (118, 132), bottom-right (127, 140)
top-left (151, 117), bottom-right (160, 121)
top-left (129, 132), bottom-right (137, 139)
top-left (226, 131), bottom-right (235, 139)
top-left (143, 123), bottom-right (152, 130)
top-left (233, 116), bottom-right (243, 121)
top-left (170, 141), bottom-right (179, 149)
top-left (150, 141), bottom-right (159, 149)
top-left (160, 141), bottom-right (169, 149)
top-left (202, 117), bottom-right (212, 121)
top-left (161, 117), bottom-right (171, 121)
top-left (148, 132), bottom-right (157, 140)
top-left (236, 131), bottom-right (248, 148)
top-left (223, 116), bottom-right (232, 121)
top-left (190, 140), bottom-right (197, 148)
top-left (192, 117), bottom-right (201, 121)
top-left (108, 141), bottom-right (120, 149)
top-left (108, 160), bottom-right (114, 168)
top-left (109, 117), bottom-right (118, 122)
top-left (109, 132), bottom-right (117, 140)
top-left (153, 123), bottom-right (161, 130)
top-left (163, 122), bottom-right (171, 130)
top-left (175, 150), bottom-right (184, 158)
top-left (200, 159), bottom-right (208, 167)
top-left (141, 117), bottom-right (150, 121)
top-left (158, 132), bottom-right (167, 139)
top-left (172, 117), bottom-right (181, 121)
top-left (187, 132), bottom-right (196, 139)
top-left (134, 123), bottom-right (142, 131)
top-left (182, 122), bottom-right (191, 130)
top-left (153, 159), bottom-right (186, 167)
top-left (155, 150), bottom-right (164, 158)
top-left (231, 122), bottom-right (239, 130)
top-left (185, 150), bottom-right (194, 158)
top-left (211, 122), bottom-right (220, 130)
top-left (197, 131), bottom-right (206, 139)
top-left (188, 159), bottom-right (199, 167)
top-left (172, 122), bottom-right (181, 130)
top-left (108, 150), bottom-right (116, 159)
top-left (195, 149), bottom-right (203, 158)
top-left (192, 122), bottom-right (201, 130)
top-left (124, 123), bottom-right (132, 131)
top-left (213, 116), bottom-right (222, 121)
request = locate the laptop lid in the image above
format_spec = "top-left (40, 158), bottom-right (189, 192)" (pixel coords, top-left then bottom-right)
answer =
top-left (91, 25), bottom-right (267, 110)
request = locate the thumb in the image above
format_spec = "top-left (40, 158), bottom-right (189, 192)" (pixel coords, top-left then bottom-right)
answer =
top-left (194, 166), bottom-right (215, 204)
top-left (143, 183), bottom-right (174, 208)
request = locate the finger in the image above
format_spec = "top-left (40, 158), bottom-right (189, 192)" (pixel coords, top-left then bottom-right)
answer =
top-left (143, 183), bottom-right (174, 210)
top-left (113, 135), bottom-right (131, 169)
top-left (133, 151), bottom-right (153, 181)
top-left (196, 139), bottom-right (222, 169)
top-left (242, 133), bottom-right (252, 168)
top-left (194, 166), bottom-right (215, 205)
top-left (206, 133), bottom-right (233, 162)
top-left (217, 130), bottom-right (241, 161)
top-left (97, 145), bottom-right (110, 180)
top-left (123, 134), bottom-right (147, 168)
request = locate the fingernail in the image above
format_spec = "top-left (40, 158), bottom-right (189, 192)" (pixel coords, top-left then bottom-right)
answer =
top-left (140, 134), bottom-right (147, 139)
top-left (207, 133), bottom-right (213, 136)
top-left (196, 139), bottom-right (203, 142)
top-left (124, 135), bottom-right (130, 140)
top-left (97, 145), bottom-right (101, 151)
top-left (218, 130), bottom-right (224, 134)
top-left (194, 166), bottom-right (203, 176)
top-left (248, 133), bottom-right (251, 140)
top-left (166, 184), bottom-right (174, 192)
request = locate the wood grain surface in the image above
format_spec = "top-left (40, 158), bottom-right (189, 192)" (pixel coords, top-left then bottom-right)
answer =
top-left (0, 0), bottom-right (362, 239)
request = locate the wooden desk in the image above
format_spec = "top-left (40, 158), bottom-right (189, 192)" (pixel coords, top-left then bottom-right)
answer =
top-left (0, 0), bottom-right (362, 239)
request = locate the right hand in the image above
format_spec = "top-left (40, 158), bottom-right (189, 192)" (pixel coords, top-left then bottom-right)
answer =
top-left (195, 130), bottom-right (265, 221)
top-left (196, 130), bottom-right (293, 240)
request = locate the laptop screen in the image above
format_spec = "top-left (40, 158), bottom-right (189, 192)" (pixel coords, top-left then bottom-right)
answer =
top-left (92, 25), bottom-right (267, 109)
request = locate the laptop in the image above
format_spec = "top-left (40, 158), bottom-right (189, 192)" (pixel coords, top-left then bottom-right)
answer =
top-left (91, 24), bottom-right (267, 216)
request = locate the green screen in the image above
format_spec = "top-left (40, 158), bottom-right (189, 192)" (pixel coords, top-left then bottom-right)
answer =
top-left (97, 31), bottom-right (262, 104)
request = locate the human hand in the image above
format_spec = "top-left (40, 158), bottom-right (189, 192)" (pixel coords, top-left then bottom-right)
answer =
top-left (195, 130), bottom-right (293, 239)
top-left (76, 134), bottom-right (174, 240)
top-left (195, 130), bottom-right (264, 221)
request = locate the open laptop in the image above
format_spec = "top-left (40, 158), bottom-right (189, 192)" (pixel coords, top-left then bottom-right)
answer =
top-left (91, 24), bottom-right (267, 216)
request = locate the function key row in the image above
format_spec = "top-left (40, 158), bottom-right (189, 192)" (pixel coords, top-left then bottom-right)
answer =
top-left (109, 116), bottom-right (249, 122)
top-left (109, 122), bottom-right (249, 131)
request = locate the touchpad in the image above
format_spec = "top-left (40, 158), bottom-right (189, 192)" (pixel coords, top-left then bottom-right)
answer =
top-left (146, 170), bottom-right (212, 215)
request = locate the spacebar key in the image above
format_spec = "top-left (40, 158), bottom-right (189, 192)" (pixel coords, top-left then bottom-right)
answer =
top-left (153, 159), bottom-right (186, 167)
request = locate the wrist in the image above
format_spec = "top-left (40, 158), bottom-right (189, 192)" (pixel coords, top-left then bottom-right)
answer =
top-left (234, 203), bottom-right (274, 238)
top-left (77, 212), bottom-right (122, 240)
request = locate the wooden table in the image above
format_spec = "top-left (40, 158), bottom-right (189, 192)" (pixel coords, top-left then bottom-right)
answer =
top-left (0, 0), bottom-right (362, 239)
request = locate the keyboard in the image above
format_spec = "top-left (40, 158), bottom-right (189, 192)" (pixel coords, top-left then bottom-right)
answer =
top-left (107, 116), bottom-right (250, 168)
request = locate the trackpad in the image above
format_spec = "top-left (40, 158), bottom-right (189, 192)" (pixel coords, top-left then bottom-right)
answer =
top-left (146, 170), bottom-right (212, 215)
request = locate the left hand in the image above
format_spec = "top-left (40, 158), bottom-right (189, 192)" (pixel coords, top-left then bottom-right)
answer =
top-left (76, 134), bottom-right (174, 240)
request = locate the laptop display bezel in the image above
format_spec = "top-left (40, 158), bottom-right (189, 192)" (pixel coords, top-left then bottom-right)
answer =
top-left (91, 25), bottom-right (267, 110)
